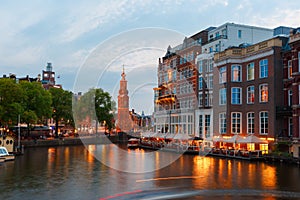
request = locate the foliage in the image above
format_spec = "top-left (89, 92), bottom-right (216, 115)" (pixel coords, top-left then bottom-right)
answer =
top-left (74, 88), bottom-right (116, 131)
top-left (0, 78), bottom-right (24, 125)
top-left (49, 87), bottom-right (73, 137)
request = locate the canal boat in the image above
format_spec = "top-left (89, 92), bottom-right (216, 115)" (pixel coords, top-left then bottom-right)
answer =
top-left (127, 138), bottom-right (140, 148)
top-left (0, 147), bottom-right (15, 161)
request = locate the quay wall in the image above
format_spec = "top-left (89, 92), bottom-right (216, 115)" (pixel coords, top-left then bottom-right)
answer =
top-left (20, 136), bottom-right (120, 148)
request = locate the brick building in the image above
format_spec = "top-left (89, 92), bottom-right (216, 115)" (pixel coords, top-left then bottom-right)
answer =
top-left (213, 36), bottom-right (289, 151)
top-left (283, 28), bottom-right (300, 157)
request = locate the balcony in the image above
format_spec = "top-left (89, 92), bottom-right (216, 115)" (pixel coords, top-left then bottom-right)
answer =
top-left (156, 94), bottom-right (176, 105)
top-left (276, 106), bottom-right (292, 118)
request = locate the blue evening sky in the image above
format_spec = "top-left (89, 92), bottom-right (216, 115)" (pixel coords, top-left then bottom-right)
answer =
top-left (0, 0), bottom-right (299, 114)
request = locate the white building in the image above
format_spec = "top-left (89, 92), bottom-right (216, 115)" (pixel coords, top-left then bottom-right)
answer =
top-left (195, 23), bottom-right (273, 140)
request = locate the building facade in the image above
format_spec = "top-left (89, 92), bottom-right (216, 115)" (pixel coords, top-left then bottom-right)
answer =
top-left (41, 62), bottom-right (61, 89)
top-left (213, 36), bottom-right (289, 151)
top-left (195, 23), bottom-right (274, 140)
top-left (154, 29), bottom-right (208, 138)
top-left (282, 28), bottom-right (300, 157)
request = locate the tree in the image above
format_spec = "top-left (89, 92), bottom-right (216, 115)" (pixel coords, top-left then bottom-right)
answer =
top-left (49, 88), bottom-right (73, 137)
top-left (0, 78), bottom-right (24, 126)
top-left (19, 81), bottom-right (52, 124)
top-left (94, 88), bottom-right (116, 132)
top-left (74, 88), bottom-right (115, 134)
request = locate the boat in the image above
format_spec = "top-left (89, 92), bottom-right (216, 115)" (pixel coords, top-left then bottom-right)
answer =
top-left (127, 138), bottom-right (140, 148)
top-left (0, 147), bottom-right (15, 161)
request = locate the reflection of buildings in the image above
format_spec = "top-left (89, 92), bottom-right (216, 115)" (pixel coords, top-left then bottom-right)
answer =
top-left (117, 68), bottom-right (132, 132)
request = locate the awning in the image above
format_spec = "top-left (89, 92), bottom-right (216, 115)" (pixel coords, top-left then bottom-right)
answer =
top-left (173, 134), bottom-right (193, 140)
top-left (223, 135), bottom-right (243, 143)
top-left (238, 135), bottom-right (268, 144)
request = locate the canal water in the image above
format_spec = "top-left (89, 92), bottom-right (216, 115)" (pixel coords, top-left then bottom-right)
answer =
top-left (1, 144), bottom-right (300, 200)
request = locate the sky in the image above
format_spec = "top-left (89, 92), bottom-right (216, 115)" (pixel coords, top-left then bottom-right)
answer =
top-left (0, 0), bottom-right (300, 114)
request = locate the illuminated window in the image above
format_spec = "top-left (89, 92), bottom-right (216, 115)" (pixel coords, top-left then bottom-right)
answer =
top-left (260, 111), bottom-right (268, 134)
top-left (259, 59), bottom-right (268, 78)
top-left (259, 84), bottom-right (268, 103)
top-left (231, 87), bottom-right (242, 104)
top-left (231, 65), bottom-right (241, 82)
top-left (288, 60), bottom-right (293, 79)
top-left (247, 112), bottom-right (254, 134)
top-left (231, 112), bottom-right (241, 134)
top-left (247, 62), bottom-right (254, 80)
top-left (219, 88), bottom-right (227, 105)
top-left (219, 66), bottom-right (226, 84)
top-left (247, 143), bottom-right (255, 151)
top-left (260, 144), bottom-right (268, 154)
top-left (247, 86), bottom-right (255, 104)
top-left (219, 113), bottom-right (226, 134)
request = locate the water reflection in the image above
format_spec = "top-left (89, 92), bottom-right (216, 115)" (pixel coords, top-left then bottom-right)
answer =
top-left (1, 145), bottom-right (300, 200)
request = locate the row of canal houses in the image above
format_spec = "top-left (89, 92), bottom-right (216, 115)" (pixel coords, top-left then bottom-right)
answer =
top-left (153, 22), bottom-right (300, 157)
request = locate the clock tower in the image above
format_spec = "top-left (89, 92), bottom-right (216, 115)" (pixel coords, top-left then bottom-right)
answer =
top-left (117, 67), bottom-right (132, 132)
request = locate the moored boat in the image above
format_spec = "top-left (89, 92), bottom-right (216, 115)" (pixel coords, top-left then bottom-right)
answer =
top-left (0, 147), bottom-right (15, 161)
top-left (127, 138), bottom-right (140, 148)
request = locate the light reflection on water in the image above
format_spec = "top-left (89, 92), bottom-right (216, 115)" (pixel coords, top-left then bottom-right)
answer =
top-left (0, 144), bottom-right (300, 200)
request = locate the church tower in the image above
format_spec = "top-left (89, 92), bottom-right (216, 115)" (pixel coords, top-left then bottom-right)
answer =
top-left (117, 67), bottom-right (132, 132)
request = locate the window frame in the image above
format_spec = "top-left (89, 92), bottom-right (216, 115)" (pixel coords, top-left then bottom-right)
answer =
top-left (231, 112), bottom-right (241, 134)
top-left (259, 84), bottom-right (268, 103)
top-left (219, 66), bottom-right (227, 84)
top-left (247, 112), bottom-right (255, 134)
top-left (259, 111), bottom-right (268, 135)
top-left (247, 85), bottom-right (255, 104)
top-left (219, 88), bottom-right (227, 105)
top-left (247, 62), bottom-right (254, 81)
top-left (231, 65), bottom-right (242, 82)
top-left (219, 112), bottom-right (227, 134)
top-left (231, 87), bottom-right (242, 105)
top-left (259, 59), bottom-right (268, 78)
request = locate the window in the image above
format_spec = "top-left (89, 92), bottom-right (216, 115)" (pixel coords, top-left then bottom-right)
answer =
top-left (259, 84), bottom-right (268, 103)
top-left (205, 115), bottom-right (211, 137)
top-left (238, 30), bottom-right (242, 38)
top-left (247, 62), bottom-right (254, 80)
top-left (209, 46), bottom-right (213, 53)
top-left (219, 113), bottom-right (227, 134)
top-left (219, 66), bottom-right (227, 83)
top-left (208, 59), bottom-right (213, 72)
top-left (231, 112), bottom-right (241, 134)
top-left (231, 65), bottom-right (241, 82)
top-left (199, 115), bottom-right (203, 138)
top-left (44, 73), bottom-right (48, 77)
top-left (231, 87), bottom-right (242, 104)
top-left (222, 28), bottom-right (227, 37)
top-left (288, 90), bottom-right (292, 106)
top-left (247, 86), bottom-right (255, 104)
top-left (215, 43), bottom-right (220, 52)
top-left (199, 93), bottom-right (203, 107)
top-left (219, 88), bottom-right (227, 105)
top-left (259, 59), bottom-right (268, 78)
top-left (288, 117), bottom-right (293, 137)
top-left (172, 70), bottom-right (177, 81)
top-left (199, 77), bottom-right (203, 90)
top-left (260, 111), bottom-right (268, 134)
top-left (288, 60), bottom-right (293, 79)
top-left (299, 85), bottom-right (300, 105)
top-left (198, 61), bottom-right (203, 74)
top-left (247, 112), bottom-right (255, 134)
top-left (207, 75), bottom-right (213, 89)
